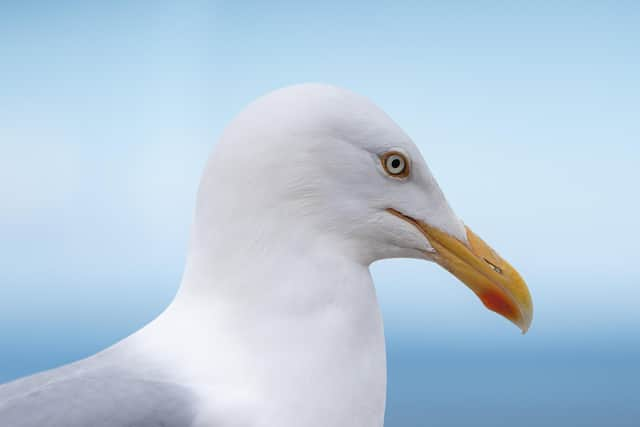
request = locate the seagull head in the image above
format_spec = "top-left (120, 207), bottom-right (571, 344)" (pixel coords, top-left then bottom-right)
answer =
top-left (194, 83), bottom-right (532, 332)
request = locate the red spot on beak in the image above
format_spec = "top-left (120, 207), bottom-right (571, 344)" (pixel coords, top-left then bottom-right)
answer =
top-left (480, 290), bottom-right (519, 323)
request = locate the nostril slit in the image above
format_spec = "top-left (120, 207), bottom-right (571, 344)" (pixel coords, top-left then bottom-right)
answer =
top-left (483, 258), bottom-right (503, 274)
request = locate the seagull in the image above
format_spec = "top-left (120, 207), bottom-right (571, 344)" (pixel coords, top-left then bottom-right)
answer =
top-left (0, 84), bottom-right (532, 427)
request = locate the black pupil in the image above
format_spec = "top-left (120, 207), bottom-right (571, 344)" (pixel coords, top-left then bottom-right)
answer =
top-left (391, 158), bottom-right (401, 169)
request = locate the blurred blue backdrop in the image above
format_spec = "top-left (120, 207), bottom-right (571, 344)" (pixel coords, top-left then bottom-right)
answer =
top-left (1, 1), bottom-right (639, 425)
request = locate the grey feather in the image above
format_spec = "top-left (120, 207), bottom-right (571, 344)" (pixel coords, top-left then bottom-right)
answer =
top-left (0, 353), bottom-right (198, 427)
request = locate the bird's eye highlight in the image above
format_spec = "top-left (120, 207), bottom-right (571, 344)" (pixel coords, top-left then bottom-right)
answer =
top-left (381, 151), bottom-right (410, 178)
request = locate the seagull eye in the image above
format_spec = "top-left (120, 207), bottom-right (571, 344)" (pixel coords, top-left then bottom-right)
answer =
top-left (381, 151), bottom-right (409, 178)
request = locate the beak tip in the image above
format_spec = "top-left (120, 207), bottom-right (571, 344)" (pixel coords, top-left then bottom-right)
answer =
top-left (515, 310), bottom-right (533, 335)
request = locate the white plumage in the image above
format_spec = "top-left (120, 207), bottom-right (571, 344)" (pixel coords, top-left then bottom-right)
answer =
top-left (0, 83), bottom-right (531, 427)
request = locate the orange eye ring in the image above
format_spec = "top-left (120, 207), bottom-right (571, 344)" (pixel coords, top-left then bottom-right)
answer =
top-left (380, 151), bottom-right (410, 178)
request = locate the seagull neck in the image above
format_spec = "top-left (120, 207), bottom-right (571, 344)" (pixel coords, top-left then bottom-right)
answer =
top-left (173, 223), bottom-right (372, 312)
top-left (146, 223), bottom-right (387, 425)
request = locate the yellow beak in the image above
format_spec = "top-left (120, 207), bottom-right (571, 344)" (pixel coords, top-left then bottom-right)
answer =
top-left (388, 209), bottom-right (533, 333)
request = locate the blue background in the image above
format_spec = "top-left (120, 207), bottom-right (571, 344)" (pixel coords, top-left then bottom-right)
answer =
top-left (1, 1), bottom-right (639, 425)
